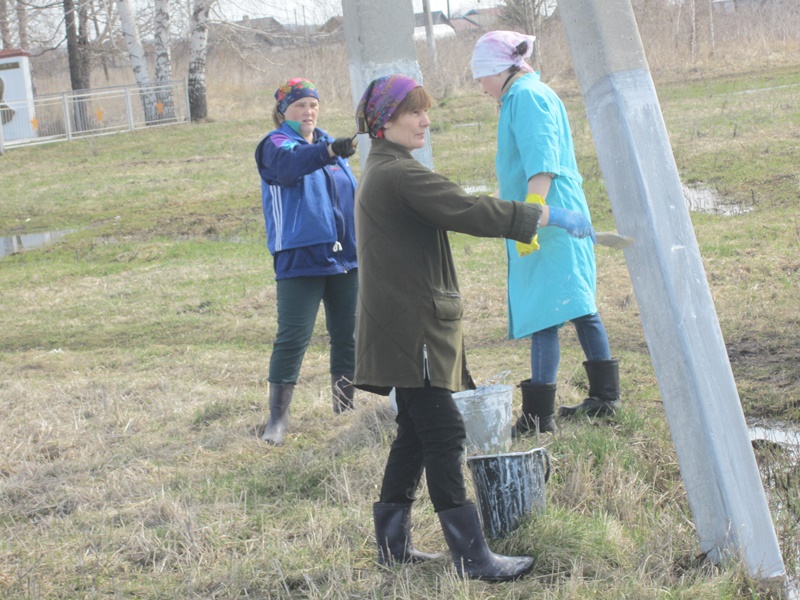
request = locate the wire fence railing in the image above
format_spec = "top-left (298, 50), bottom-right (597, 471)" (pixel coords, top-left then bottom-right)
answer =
top-left (0, 80), bottom-right (190, 153)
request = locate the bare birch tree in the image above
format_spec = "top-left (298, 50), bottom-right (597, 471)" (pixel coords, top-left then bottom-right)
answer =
top-left (116, 0), bottom-right (159, 122)
top-left (187, 0), bottom-right (213, 121)
top-left (153, 0), bottom-right (175, 120)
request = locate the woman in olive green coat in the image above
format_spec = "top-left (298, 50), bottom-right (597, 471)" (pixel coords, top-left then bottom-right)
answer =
top-left (353, 75), bottom-right (595, 582)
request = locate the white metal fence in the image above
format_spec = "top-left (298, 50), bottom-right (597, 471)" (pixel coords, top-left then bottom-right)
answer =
top-left (0, 80), bottom-right (190, 153)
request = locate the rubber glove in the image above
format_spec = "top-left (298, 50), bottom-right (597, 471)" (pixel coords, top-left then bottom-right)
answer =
top-left (516, 193), bottom-right (545, 257)
top-left (547, 205), bottom-right (597, 243)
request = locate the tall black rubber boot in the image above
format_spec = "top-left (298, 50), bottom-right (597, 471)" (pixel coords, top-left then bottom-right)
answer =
top-left (331, 373), bottom-right (355, 414)
top-left (438, 504), bottom-right (534, 582)
top-left (260, 382), bottom-right (295, 445)
top-left (513, 380), bottom-right (557, 437)
top-left (558, 359), bottom-right (621, 417)
top-left (373, 503), bottom-right (442, 566)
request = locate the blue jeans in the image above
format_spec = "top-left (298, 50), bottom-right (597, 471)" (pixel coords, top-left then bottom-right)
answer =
top-left (268, 270), bottom-right (357, 384)
top-left (530, 312), bottom-right (611, 384)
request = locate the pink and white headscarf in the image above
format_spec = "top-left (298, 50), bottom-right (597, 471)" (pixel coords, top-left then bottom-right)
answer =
top-left (470, 31), bottom-right (536, 79)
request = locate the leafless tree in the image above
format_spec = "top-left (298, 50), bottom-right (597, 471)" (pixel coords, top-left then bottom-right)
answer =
top-left (153, 0), bottom-right (174, 119)
top-left (187, 0), bottom-right (213, 121)
top-left (15, 0), bottom-right (26, 47)
top-left (116, 0), bottom-right (160, 122)
top-left (0, 0), bottom-right (12, 47)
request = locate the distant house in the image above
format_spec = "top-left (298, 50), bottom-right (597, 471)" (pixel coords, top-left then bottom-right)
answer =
top-left (713, 0), bottom-right (789, 11)
top-left (449, 16), bottom-right (483, 34)
top-left (211, 15), bottom-right (291, 47)
top-left (413, 11), bottom-right (456, 40)
top-left (462, 7), bottom-right (505, 30)
top-left (414, 10), bottom-right (451, 27)
top-left (319, 16), bottom-right (343, 35)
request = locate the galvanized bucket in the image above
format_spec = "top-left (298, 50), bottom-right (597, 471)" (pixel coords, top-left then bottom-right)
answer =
top-left (452, 371), bottom-right (513, 455)
top-left (467, 447), bottom-right (551, 538)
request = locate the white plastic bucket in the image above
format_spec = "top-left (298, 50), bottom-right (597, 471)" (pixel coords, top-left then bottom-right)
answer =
top-left (467, 447), bottom-right (551, 538)
top-left (453, 381), bottom-right (513, 455)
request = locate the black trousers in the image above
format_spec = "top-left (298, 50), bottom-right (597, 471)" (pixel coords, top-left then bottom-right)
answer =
top-left (379, 386), bottom-right (471, 512)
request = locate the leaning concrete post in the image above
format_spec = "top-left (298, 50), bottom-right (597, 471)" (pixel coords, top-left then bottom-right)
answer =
top-left (557, 0), bottom-right (784, 582)
top-left (341, 0), bottom-right (433, 170)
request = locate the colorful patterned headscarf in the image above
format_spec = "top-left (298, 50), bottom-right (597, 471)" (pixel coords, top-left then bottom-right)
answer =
top-left (274, 78), bottom-right (319, 115)
top-left (356, 75), bottom-right (421, 139)
top-left (470, 31), bottom-right (536, 79)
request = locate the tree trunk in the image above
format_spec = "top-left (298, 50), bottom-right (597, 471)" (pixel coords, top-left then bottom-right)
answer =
top-left (64, 0), bottom-right (91, 130)
top-left (0, 0), bottom-right (11, 49)
top-left (116, 0), bottom-right (159, 123)
top-left (708, 0), bottom-right (715, 57)
top-left (16, 0), bottom-right (28, 49)
top-left (188, 0), bottom-right (213, 121)
top-left (153, 0), bottom-right (175, 120)
top-left (690, 0), bottom-right (697, 63)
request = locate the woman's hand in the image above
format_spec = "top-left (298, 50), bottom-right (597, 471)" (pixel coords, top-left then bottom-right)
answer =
top-left (546, 205), bottom-right (597, 243)
top-left (330, 135), bottom-right (358, 158)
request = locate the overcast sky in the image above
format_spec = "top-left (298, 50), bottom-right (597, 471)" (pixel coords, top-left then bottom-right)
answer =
top-left (215, 0), bottom-right (503, 26)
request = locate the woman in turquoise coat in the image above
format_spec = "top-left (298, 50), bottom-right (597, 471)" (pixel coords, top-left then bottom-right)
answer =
top-left (471, 31), bottom-right (622, 434)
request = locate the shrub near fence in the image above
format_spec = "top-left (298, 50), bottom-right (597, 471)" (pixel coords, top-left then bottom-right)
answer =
top-left (0, 80), bottom-right (189, 153)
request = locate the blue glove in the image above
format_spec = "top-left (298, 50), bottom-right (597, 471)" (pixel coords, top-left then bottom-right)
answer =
top-left (547, 205), bottom-right (597, 243)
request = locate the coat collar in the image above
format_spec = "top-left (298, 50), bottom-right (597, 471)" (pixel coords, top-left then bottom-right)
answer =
top-left (275, 121), bottom-right (325, 143)
top-left (369, 138), bottom-right (415, 160)
top-left (499, 71), bottom-right (540, 104)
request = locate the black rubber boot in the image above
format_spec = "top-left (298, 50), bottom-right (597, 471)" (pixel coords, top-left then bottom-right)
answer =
top-left (373, 503), bottom-right (442, 565)
top-left (558, 359), bottom-right (621, 417)
top-left (438, 504), bottom-right (534, 582)
top-left (260, 383), bottom-right (295, 445)
top-left (513, 381), bottom-right (557, 437)
top-left (331, 373), bottom-right (355, 414)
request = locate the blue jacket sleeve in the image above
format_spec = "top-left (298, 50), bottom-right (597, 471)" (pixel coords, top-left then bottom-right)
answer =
top-left (257, 132), bottom-right (335, 187)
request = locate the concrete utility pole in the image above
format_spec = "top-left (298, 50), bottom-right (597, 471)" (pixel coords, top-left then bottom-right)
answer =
top-left (341, 0), bottom-right (433, 170)
top-left (558, 0), bottom-right (784, 583)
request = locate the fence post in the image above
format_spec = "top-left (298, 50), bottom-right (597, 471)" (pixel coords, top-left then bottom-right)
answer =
top-left (125, 86), bottom-right (135, 131)
top-left (62, 93), bottom-right (73, 142)
top-left (0, 119), bottom-right (5, 155)
top-left (184, 78), bottom-right (191, 123)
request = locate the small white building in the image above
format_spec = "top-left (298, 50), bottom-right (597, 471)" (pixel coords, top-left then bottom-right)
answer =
top-left (413, 10), bottom-right (456, 41)
top-left (413, 23), bottom-right (456, 41)
top-left (0, 48), bottom-right (36, 144)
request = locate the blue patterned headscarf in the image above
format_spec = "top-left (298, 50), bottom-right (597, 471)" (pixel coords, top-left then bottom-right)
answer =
top-left (274, 78), bottom-right (319, 114)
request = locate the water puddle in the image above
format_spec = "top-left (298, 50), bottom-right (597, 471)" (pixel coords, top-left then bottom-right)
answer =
top-left (683, 185), bottom-right (753, 216)
top-left (750, 423), bottom-right (800, 456)
top-left (0, 228), bottom-right (76, 259)
top-left (749, 421), bottom-right (800, 591)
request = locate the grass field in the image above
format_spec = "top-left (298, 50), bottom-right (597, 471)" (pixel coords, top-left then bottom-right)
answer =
top-left (1, 56), bottom-right (799, 598)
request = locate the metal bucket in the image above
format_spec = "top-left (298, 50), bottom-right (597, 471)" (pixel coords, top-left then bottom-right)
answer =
top-left (452, 373), bottom-right (513, 455)
top-left (388, 373), bottom-right (513, 455)
top-left (467, 447), bottom-right (551, 538)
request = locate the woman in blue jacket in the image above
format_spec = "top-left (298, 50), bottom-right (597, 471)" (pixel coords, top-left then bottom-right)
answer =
top-left (255, 78), bottom-right (359, 445)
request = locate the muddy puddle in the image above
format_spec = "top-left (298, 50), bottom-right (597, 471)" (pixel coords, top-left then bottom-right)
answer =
top-left (0, 228), bottom-right (76, 259)
top-left (750, 422), bottom-right (800, 456)
top-left (683, 185), bottom-right (753, 216)
top-left (749, 421), bottom-right (800, 594)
